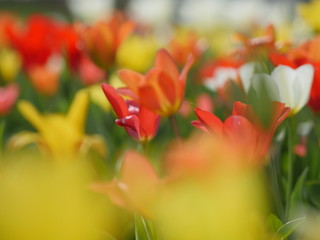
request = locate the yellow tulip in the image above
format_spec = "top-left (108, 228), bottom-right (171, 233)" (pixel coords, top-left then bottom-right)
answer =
top-left (9, 90), bottom-right (106, 160)
top-left (0, 48), bottom-right (21, 83)
top-left (116, 35), bottom-right (158, 73)
top-left (298, 0), bottom-right (320, 32)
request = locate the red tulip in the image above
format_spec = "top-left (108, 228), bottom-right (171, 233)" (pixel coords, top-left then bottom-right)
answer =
top-left (5, 14), bottom-right (62, 69)
top-left (118, 49), bottom-right (194, 117)
top-left (191, 101), bottom-right (290, 161)
top-left (101, 83), bottom-right (160, 144)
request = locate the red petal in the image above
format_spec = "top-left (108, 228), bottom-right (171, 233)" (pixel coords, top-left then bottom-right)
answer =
top-left (138, 106), bottom-right (160, 140)
top-left (194, 108), bottom-right (223, 135)
top-left (101, 83), bottom-right (128, 118)
top-left (223, 116), bottom-right (257, 147)
top-left (116, 115), bottom-right (140, 141)
top-left (190, 120), bottom-right (209, 133)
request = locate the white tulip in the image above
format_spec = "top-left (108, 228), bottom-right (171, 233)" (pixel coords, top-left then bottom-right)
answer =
top-left (239, 63), bottom-right (314, 115)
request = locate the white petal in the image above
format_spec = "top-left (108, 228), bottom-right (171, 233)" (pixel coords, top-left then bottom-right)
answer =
top-left (271, 65), bottom-right (297, 108)
top-left (294, 64), bottom-right (314, 112)
top-left (239, 62), bottom-right (255, 93)
top-left (251, 73), bottom-right (281, 102)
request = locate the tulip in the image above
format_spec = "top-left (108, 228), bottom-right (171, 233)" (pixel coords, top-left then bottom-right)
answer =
top-left (118, 49), bottom-right (194, 117)
top-left (101, 83), bottom-right (160, 144)
top-left (80, 13), bottom-right (134, 70)
top-left (168, 29), bottom-right (203, 66)
top-left (0, 83), bottom-right (19, 116)
top-left (0, 48), bottom-right (21, 83)
top-left (298, 0), bottom-right (320, 31)
top-left (191, 101), bottom-right (290, 161)
top-left (90, 150), bottom-right (160, 217)
top-left (240, 63), bottom-right (314, 115)
top-left (269, 38), bottom-right (320, 112)
top-left (9, 90), bottom-right (106, 159)
top-left (5, 14), bottom-right (62, 69)
top-left (116, 35), bottom-right (158, 73)
top-left (234, 24), bottom-right (277, 61)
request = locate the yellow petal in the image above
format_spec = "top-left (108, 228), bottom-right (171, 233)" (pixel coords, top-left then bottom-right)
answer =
top-left (18, 101), bottom-right (45, 132)
top-left (7, 131), bottom-right (41, 150)
top-left (67, 90), bottom-right (89, 133)
top-left (79, 135), bottom-right (107, 157)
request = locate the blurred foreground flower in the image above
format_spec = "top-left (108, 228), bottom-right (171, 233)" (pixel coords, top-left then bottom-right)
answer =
top-left (91, 150), bottom-right (160, 218)
top-left (159, 134), bottom-right (272, 239)
top-left (192, 101), bottom-right (290, 162)
top-left (118, 49), bottom-right (193, 117)
top-left (0, 83), bottom-right (19, 116)
top-left (0, 156), bottom-right (111, 240)
top-left (8, 91), bottom-right (106, 159)
top-left (102, 84), bottom-right (160, 144)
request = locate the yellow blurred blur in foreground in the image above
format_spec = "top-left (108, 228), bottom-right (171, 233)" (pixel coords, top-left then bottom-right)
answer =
top-left (0, 154), bottom-right (111, 240)
top-left (155, 169), bottom-right (272, 240)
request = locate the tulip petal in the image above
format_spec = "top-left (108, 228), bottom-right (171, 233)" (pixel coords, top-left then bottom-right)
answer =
top-left (239, 62), bottom-right (255, 93)
top-left (116, 115), bottom-right (140, 141)
top-left (101, 83), bottom-right (128, 118)
top-left (190, 120), bottom-right (209, 133)
top-left (223, 116), bottom-right (257, 147)
top-left (18, 100), bottom-right (45, 132)
top-left (271, 65), bottom-right (297, 108)
top-left (118, 69), bottom-right (144, 92)
top-left (179, 53), bottom-right (194, 86)
top-left (155, 49), bottom-right (179, 80)
top-left (138, 85), bottom-right (163, 114)
top-left (194, 108), bottom-right (223, 135)
top-left (294, 64), bottom-right (314, 112)
top-left (121, 150), bottom-right (158, 186)
top-left (67, 90), bottom-right (89, 133)
top-left (251, 73), bottom-right (281, 102)
top-left (138, 106), bottom-right (160, 141)
top-left (7, 131), bottom-right (41, 150)
top-left (158, 71), bottom-right (178, 105)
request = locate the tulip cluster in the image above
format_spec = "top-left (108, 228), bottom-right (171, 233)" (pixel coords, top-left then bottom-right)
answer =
top-left (1, 1), bottom-right (320, 239)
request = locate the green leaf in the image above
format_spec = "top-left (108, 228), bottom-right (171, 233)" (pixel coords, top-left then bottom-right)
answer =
top-left (267, 214), bottom-right (283, 233)
top-left (135, 214), bottom-right (155, 240)
top-left (288, 168), bottom-right (308, 219)
top-left (275, 217), bottom-right (305, 240)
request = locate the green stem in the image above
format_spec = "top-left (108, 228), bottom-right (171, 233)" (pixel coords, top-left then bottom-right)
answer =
top-left (0, 119), bottom-right (5, 157)
top-left (169, 114), bottom-right (181, 139)
top-left (285, 119), bottom-right (295, 220)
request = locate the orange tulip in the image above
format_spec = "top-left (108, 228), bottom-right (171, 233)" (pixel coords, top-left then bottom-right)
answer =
top-left (118, 49), bottom-right (194, 117)
top-left (80, 13), bottom-right (134, 70)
